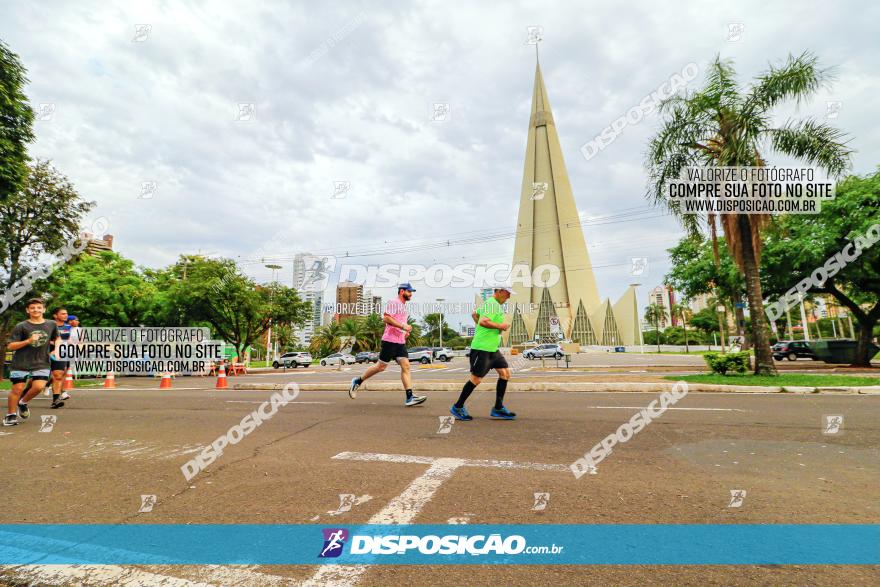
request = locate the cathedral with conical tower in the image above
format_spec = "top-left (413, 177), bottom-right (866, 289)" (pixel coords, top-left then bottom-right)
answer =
top-left (504, 60), bottom-right (640, 347)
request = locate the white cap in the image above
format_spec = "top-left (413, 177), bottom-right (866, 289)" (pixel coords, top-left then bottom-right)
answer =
top-left (494, 284), bottom-right (514, 294)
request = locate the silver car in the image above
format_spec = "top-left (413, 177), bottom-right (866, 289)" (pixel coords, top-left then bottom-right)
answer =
top-left (523, 343), bottom-right (564, 360)
top-left (320, 353), bottom-right (356, 366)
top-left (407, 347), bottom-right (433, 364)
top-left (273, 352), bottom-right (312, 369)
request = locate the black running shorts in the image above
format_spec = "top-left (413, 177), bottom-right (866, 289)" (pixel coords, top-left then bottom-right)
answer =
top-left (468, 349), bottom-right (509, 377)
top-left (50, 359), bottom-right (69, 372)
top-left (379, 341), bottom-right (409, 363)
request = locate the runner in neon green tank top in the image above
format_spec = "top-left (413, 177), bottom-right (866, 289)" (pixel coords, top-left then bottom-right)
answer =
top-left (450, 285), bottom-right (517, 421)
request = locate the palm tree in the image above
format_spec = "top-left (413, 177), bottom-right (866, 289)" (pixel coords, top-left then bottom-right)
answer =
top-left (406, 317), bottom-right (423, 346)
top-left (647, 52), bottom-right (852, 375)
top-left (339, 317), bottom-right (365, 352)
top-left (707, 293), bottom-right (731, 352)
top-left (671, 302), bottom-right (692, 353)
top-left (362, 313), bottom-right (385, 351)
top-left (309, 322), bottom-right (341, 357)
top-left (644, 303), bottom-right (665, 353)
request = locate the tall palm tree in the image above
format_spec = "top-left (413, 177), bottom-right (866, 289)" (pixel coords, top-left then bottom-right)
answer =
top-left (707, 294), bottom-right (729, 352)
top-left (339, 317), bottom-right (365, 352)
top-left (647, 52), bottom-right (852, 374)
top-left (671, 302), bottom-right (692, 353)
top-left (362, 313), bottom-right (385, 351)
top-left (406, 317), bottom-right (423, 346)
top-left (644, 303), bottom-right (665, 353)
top-left (309, 322), bottom-right (341, 357)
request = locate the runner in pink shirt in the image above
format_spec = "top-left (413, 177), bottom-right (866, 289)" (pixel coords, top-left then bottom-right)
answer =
top-left (349, 283), bottom-right (426, 406)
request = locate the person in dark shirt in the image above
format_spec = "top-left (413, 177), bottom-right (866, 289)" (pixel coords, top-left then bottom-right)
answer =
top-left (4, 298), bottom-right (60, 426)
top-left (48, 307), bottom-right (72, 406)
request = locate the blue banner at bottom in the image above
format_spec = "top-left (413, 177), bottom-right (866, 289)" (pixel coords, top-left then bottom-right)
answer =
top-left (0, 524), bottom-right (877, 565)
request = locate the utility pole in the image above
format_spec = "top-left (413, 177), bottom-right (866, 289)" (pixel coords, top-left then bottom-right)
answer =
top-left (436, 298), bottom-right (445, 348)
top-left (265, 264), bottom-right (282, 364)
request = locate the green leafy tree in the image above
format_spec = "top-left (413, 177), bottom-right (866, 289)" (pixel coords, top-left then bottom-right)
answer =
top-left (761, 169), bottom-right (880, 366)
top-left (647, 52), bottom-right (852, 374)
top-left (272, 321), bottom-right (297, 353)
top-left (40, 251), bottom-right (159, 326)
top-left (643, 303), bottom-right (665, 353)
top-left (159, 256), bottom-right (310, 358)
top-left (0, 40), bottom-right (35, 203)
top-left (422, 312), bottom-right (458, 346)
top-left (0, 160), bottom-right (93, 352)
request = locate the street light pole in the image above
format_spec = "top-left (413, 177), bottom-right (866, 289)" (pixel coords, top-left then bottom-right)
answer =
top-left (436, 298), bottom-right (445, 348)
top-left (266, 264), bottom-right (282, 365)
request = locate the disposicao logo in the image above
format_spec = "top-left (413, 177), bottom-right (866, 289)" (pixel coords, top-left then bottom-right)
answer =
top-left (319, 528), bottom-right (348, 558)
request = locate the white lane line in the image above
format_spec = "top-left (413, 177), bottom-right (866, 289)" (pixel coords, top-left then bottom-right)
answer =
top-left (95, 387), bottom-right (207, 391)
top-left (304, 458), bottom-right (463, 586)
top-left (304, 452), bottom-right (567, 586)
top-left (332, 451), bottom-right (569, 471)
top-left (224, 400), bottom-right (334, 404)
top-left (585, 406), bottom-right (746, 412)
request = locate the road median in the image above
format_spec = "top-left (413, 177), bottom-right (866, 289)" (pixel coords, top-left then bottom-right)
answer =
top-left (232, 382), bottom-right (880, 394)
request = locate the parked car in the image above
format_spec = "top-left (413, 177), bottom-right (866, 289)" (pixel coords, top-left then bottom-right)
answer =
top-left (772, 340), bottom-right (819, 361)
top-left (523, 343), bottom-right (564, 360)
top-left (431, 347), bottom-right (454, 362)
top-left (407, 347), bottom-right (433, 364)
top-left (320, 353), bottom-right (356, 366)
top-left (355, 351), bottom-right (379, 364)
top-left (273, 352), bottom-right (312, 369)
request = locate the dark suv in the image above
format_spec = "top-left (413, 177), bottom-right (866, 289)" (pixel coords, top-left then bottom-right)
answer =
top-left (355, 351), bottom-right (379, 364)
top-left (772, 340), bottom-right (818, 361)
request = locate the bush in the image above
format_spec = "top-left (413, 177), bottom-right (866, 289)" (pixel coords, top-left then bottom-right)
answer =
top-left (703, 351), bottom-right (751, 375)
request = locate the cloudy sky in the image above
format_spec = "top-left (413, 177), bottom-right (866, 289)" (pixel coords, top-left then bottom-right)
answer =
top-left (4, 0), bottom-right (878, 327)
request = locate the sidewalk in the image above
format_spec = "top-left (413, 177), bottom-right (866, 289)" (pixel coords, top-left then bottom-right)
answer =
top-left (234, 381), bottom-right (880, 395)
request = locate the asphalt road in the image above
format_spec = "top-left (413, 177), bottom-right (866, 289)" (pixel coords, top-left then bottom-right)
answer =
top-left (1, 385), bottom-right (878, 586)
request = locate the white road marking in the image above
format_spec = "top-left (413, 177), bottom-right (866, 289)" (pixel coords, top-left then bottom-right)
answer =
top-left (584, 406), bottom-right (746, 412)
top-left (224, 400), bottom-right (334, 405)
top-left (93, 387), bottom-right (207, 391)
top-left (304, 451), bottom-right (567, 586)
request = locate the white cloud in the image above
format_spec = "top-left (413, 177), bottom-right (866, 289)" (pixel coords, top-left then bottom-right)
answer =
top-left (4, 0), bottom-right (878, 322)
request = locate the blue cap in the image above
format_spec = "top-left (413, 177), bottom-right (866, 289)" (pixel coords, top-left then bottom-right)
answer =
top-left (398, 282), bottom-right (416, 292)
top-left (66, 315), bottom-right (78, 322)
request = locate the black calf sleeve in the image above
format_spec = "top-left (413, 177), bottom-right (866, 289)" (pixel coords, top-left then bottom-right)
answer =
top-left (454, 380), bottom-right (477, 408)
top-left (495, 378), bottom-right (509, 410)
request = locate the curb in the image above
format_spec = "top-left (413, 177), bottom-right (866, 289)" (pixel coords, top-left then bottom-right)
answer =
top-left (232, 382), bottom-right (880, 394)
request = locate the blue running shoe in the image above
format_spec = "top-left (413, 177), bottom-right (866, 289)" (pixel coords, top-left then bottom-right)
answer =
top-left (490, 406), bottom-right (517, 420)
top-left (348, 377), bottom-right (361, 399)
top-left (449, 405), bottom-right (472, 421)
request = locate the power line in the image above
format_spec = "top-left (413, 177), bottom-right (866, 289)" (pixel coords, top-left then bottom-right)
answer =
top-left (238, 207), bottom-right (668, 265)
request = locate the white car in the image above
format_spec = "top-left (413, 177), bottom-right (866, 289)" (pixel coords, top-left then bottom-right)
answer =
top-left (432, 347), bottom-right (455, 362)
top-left (522, 343), bottom-right (564, 360)
top-left (320, 353), bottom-right (356, 366)
top-left (406, 347), bottom-right (433, 364)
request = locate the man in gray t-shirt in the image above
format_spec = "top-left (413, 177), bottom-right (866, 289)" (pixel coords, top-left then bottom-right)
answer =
top-left (5, 298), bottom-right (60, 427)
